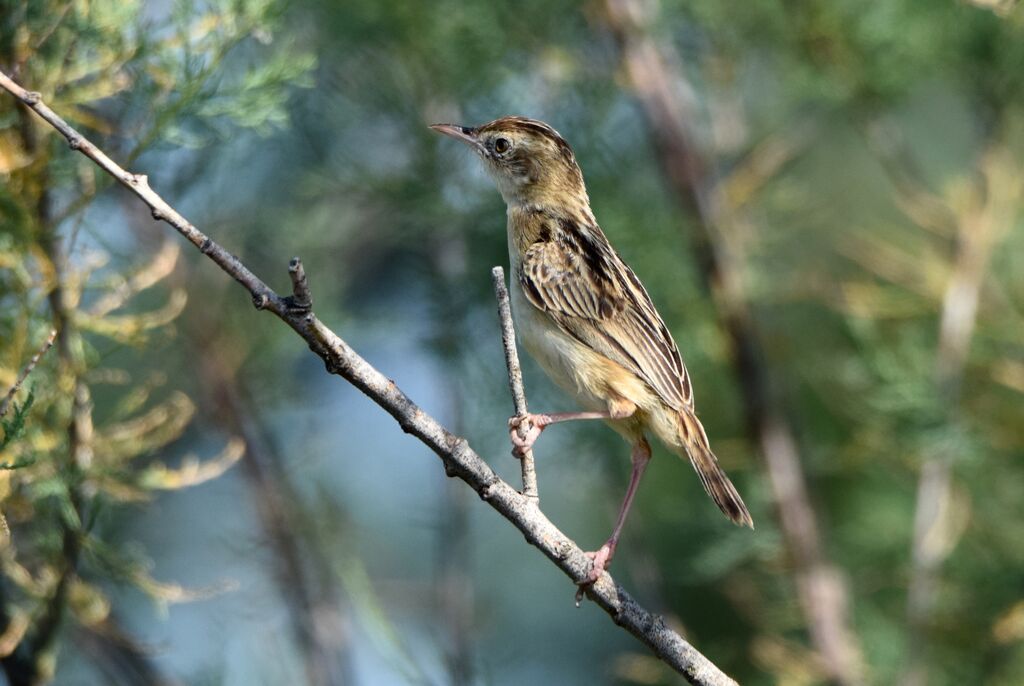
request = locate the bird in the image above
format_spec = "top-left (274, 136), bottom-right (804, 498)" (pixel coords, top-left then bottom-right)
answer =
top-left (431, 116), bottom-right (752, 583)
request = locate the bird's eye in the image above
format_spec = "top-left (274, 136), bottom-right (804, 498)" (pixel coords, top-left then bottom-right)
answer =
top-left (493, 137), bottom-right (511, 154)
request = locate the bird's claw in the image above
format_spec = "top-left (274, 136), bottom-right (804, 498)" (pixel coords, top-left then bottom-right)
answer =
top-left (508, 414), bottom-right (546, 456)
top-left (574, 541), bottom-right (616, 606)
top-left (583, 542), bottom-right (615, 583)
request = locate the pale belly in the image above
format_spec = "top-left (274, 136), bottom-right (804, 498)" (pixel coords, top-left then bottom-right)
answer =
top-left (504, 225), bottom-right (681, 450)
top-left (508, 275), bottom-right (609, 413)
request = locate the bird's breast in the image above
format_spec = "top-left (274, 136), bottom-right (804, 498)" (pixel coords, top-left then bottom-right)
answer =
top-left (506, 246), bottom-right (614, 413)
top-left (510, 283), bottom-right (591, 404)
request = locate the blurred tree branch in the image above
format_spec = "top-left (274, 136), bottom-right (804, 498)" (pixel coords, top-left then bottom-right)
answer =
top-left (121, 177), bottom-right (350, 686)
top-left (189, 325), bottom-right (354, 686)
top-left (852, 94), bottom-right (1022, 686)
top-left (426, 236), bottom-right (477, 686)
top-left (1, 4), bottom-right (318, 682)
top-left (862, 118), bottom-right (959, 237)
top-left (72, 616), bottom-right (181, 686)
top-left (598, 1), bottom-right (864, 683)
top-left (0, 330), bottom-right (55, 421)
top-left (0, 71), bottom-right (740, 686)
top-left (965, 0), bottom-right (1020, 17)
top-left (886, 137), bottom-right (1022, 686)
top-left (0, 96), bottom-right (93, 686)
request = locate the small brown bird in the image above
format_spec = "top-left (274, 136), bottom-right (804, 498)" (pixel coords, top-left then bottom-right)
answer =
top-left (432, 116), bottom-right (752, 582)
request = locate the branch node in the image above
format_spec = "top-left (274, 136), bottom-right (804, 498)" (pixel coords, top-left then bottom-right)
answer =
top-left (396, 407), bottom-right (426, 435)
top-left (23, 90), bottom-right (40, 105)
top-left (252, 292), bottom-right (269, 310)
top-left (283, 257), bottom-right (312, 313)
top-left (610, 605), bottom-right (628, 625)
top-left (131, 173), bottom-right (147, 187)
top-left (200, 238), bottom-right (213, 254)
top-left (151, 207), bottom-right (165, 221)
top-left (67, 135), bottom-right (82, 150)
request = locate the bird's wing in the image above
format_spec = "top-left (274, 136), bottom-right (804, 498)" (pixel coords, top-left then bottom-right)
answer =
top-left (518, 230), bottom-right (693, 409)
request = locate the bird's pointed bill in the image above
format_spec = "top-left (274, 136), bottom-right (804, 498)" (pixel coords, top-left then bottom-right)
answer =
top-left (429, 123), bottom-right (484, 153)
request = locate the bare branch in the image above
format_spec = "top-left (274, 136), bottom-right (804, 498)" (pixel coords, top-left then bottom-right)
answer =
top-left (491, 267), bottom-right (539, 501)
top-left (0, 329), bottom-right (56, 419)
top-left (0, 70), bottom-right (739, 686)
top-left (0, 72), bottom-right (281, 318)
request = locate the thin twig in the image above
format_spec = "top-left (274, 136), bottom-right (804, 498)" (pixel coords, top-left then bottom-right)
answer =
top-left (0, 330), bottom-right (56, 419)
top-left (0, 72), bottom-right (277, 314)
top-left (0, 70), bottom-right (739, 686)
top-left (286, 257), bottom-right (313, 312)
top-left (491, 267), bottom-right (539, 501)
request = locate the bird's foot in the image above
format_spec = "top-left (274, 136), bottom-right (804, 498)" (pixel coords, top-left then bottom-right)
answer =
top-left (508, 413), bottom-right (549, 456)
top-left (574, 540), bottom-right (616, 606)
top-left (584, 541), bottom-right (616, 583)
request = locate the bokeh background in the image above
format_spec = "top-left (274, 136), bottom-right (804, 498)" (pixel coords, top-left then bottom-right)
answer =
top-left (2, 0), bottom-right (1024, 684)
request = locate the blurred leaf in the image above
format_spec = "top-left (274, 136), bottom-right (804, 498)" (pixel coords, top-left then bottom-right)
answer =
top-left (137, 437), bottom-right (245, 491)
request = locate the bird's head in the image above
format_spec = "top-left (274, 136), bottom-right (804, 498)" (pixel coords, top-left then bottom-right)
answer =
top-left (431, 116), bottom-right (588, 208)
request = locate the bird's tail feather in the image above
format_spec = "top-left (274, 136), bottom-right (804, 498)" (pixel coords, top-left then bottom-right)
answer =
top-left (677, 409), bottom-right (753, 528)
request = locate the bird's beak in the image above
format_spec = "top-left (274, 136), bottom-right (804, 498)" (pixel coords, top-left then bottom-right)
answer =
top-left (430, 123), bottom-right (484, 154)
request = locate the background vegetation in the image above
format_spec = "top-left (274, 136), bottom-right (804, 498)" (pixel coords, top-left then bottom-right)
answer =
top-left (1, 0), bottom-right (1023, 684)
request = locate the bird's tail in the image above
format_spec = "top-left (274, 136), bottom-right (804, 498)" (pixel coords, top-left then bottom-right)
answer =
top-left (677, 408), bottom-right (753, 528)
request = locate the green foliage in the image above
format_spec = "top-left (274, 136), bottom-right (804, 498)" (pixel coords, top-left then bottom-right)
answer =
top-left (3, 0), bottom-right (1024, 683)
top-left (0, 0), bottom-right (312, 681)
top-left (0, 388), bottom-right (35, 462)
top-left (239, 2), bottom-right (1024, 684)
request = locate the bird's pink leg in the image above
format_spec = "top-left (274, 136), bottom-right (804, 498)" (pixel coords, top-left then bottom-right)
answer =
top-left (508, 400), bottom-right (636, 455)
top-left (582, 437), bottom-right (652, 585)
top-left (508, 411), bottom-right (611, 454)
